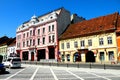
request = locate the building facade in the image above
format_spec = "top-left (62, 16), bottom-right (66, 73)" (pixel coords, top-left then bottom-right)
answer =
top-left (16, 8), bottom-right (71, 62)
top-left (0, 36), bottom-right (14, 61)
top-left (116, 15), bottom-right (120, 62)
top-left (59, 12), bottom-right (120, 63)
top-left (7, 38), bottom-right (17, 57)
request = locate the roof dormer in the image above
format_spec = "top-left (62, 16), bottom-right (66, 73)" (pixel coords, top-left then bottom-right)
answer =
top-left (30, 15), bottom-right (39, 25)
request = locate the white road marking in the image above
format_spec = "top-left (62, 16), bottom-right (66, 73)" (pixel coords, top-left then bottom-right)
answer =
top-left (4, 68), bottom-right (25, 80)
top-left (50, 68), bottom-right (58, 80)
top-left (86, 71), bottom-right (112, 80)
top-left (66, 70), bottom-right (84, 80)
top-left (29, 67), bottom-right (39, 80)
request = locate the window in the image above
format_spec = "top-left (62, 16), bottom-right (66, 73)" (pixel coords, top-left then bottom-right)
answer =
top-left (61, 43), bottom-right (64, 49)
top-left (33, 39), bottom-right (35, 46)
top-left (19, 35), bottom-right (21, 39)
top-left (62, 54), bottom-right (65, 61)
top-left (100, 52), bottom-right (105, 61)
top-left (99, 38), bottom-right (104, 45)
top-left (19, 43), bottom-right (20, 48)
top-left (49, 26), bottom-right (51, 32)
top-left (80, 40), bottom-right (85, 47)
top-left (42, 37), bottom-right (45, 44)
top-left (41, 19), bottom-right (43, 21)
top-left (52, 35), bottom-right (54, 42)
top-left (33, 30), bottom-right (35, 36)
top-left (49, 36), bottom-right (51, 43)
top-left (88, 39), bottom-right (92, 46)
top-left (23, 42), bottom-right (25, 47)
top-left (38, 38), bottom-right (40, 45)
top-left (17, 43), bottom-right (20, 48)
top-left (30, 39), bottom-right (32, 46)
top-left (38, 29), bottom-right (40, 35)
top-left (27, 41), bottom-right (29, 47)
top-left (27, 32), bottom-right (29, 37)
top-left (17, 35), bottom-right (21, 40)
top-left (108, 51), bottom-right (114, 61)
top-left (43, 28), bottom-right (45, 34)
top-left (66, 42), bottom-right (70, 49)
top-left (23, 33), bottom-right (25, 38)
top-left (30, 30), bottom-right (32, 36)
top-left (107, 37), bottom-right (112, 44)
top-left (52, 25), bottom-right (54, 31)
top-left (74, 41), bottom-right (78, 48)
top-left (67, 54), bottom-right (70, 61)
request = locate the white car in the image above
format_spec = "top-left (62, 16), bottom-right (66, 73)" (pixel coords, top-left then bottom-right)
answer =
top-left (3, 57), bottom-right (21, 68)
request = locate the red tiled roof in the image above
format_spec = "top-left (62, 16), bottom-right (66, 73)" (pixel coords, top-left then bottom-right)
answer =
top-left (116, 15), bottom-right (120, 32)
top-left (59, 12), bottom-right (119, 40)
top-left (8, 38), bottom-right (16, 46)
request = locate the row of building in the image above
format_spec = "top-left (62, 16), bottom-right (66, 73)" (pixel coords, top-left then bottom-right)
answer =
top-left (0, 36), bottom-right (17, 61)
top-left (0, 7), bottom-right (120, 63)
top-left (59, 12), bottom-right (120, 63)
top-left (16, 7), bottom-right (85, 62)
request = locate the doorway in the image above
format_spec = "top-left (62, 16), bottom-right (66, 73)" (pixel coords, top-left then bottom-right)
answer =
top-left (22, 51), bottom-right (28, 60)
top-left (73, 52), bottom-right (81, 62)
top-left (37, 49), bottom-right (45, 61)
top-left (86, 51), bottom-right (95, 62)
top-left (49, 47), bottom-right (55, 59)
top-left (99, 52), bottom-right (105, 61)
top-left (31, 52), bottom-right (34, 61)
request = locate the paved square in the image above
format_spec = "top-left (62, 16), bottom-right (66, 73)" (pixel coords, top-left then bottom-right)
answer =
top-left (0, 64), bottom-right (120, 80)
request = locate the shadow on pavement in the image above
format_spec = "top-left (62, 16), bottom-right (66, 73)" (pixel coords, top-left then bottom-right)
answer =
top-left (10, 67), bottom-right (25, 69)
top-left (0, 71), bottom-right (10, 75)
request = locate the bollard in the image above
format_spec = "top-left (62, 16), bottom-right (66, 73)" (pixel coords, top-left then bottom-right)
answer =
top-left (57, 62), bottom-right (59, 67)
top-left (90, 63), bottom-right (92, 69)
top-left (67, 63), bottom-right (68, 68)
top-left (78, 63), bottom-right (79, 68)
top-left (42, 62), bottom-right (44, 66)
top-left (50, 63), bottom-right (51, 67)
top-left (104, 64), bottom-right (106, 70)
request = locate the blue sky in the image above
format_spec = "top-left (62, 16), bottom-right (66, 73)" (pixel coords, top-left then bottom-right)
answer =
top-left (0, 0), bottom-right (120, 38)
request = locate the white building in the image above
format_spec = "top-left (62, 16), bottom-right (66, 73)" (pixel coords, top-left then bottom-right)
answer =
top-left (7, 38), bottom-right (17, 57)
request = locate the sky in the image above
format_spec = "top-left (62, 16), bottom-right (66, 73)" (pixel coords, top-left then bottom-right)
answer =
top-left (0, 0), bottom-right (120, 38)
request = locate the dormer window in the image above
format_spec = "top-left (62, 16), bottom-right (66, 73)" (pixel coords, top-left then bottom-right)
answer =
top-left (50, 16), bottom-right (53, 19)
top-left (22, 25), bottom-right (25, 28)
top-left (41, 19), bottom-right (43, 21)
top-left (30, 15), bottom-right (39, 25)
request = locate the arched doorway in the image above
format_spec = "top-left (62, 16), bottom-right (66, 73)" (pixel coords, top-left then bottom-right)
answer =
top-left (73, 52), bottom-right (81, 62)
top-left (31, 52), bottom-right (34, 61)
top-left (86, 51), bottom-right (95, 62)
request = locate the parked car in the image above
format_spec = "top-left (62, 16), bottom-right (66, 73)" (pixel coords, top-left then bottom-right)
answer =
top-left (0, 63), bottom-right (6, 73)
top-left (0, 55), bottom-right (6, 73)
top-left (3, 57), bottom-right (21, 68)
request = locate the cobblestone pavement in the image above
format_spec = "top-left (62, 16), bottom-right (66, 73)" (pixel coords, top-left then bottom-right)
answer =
top-left (0, 64), bottom-right (120, 80)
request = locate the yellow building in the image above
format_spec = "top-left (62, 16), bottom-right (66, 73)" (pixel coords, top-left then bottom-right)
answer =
top-left (0, 36), bottom-right (14, 61)
top-left (59, 12), bottom-right (120, 63)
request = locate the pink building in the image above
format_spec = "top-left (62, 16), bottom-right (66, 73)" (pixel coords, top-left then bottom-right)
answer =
top-left (16, 8), bottom-right (70, 62)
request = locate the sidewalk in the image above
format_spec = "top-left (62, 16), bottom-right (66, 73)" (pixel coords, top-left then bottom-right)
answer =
top-left (21, 61), bottom-right (120, 70)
